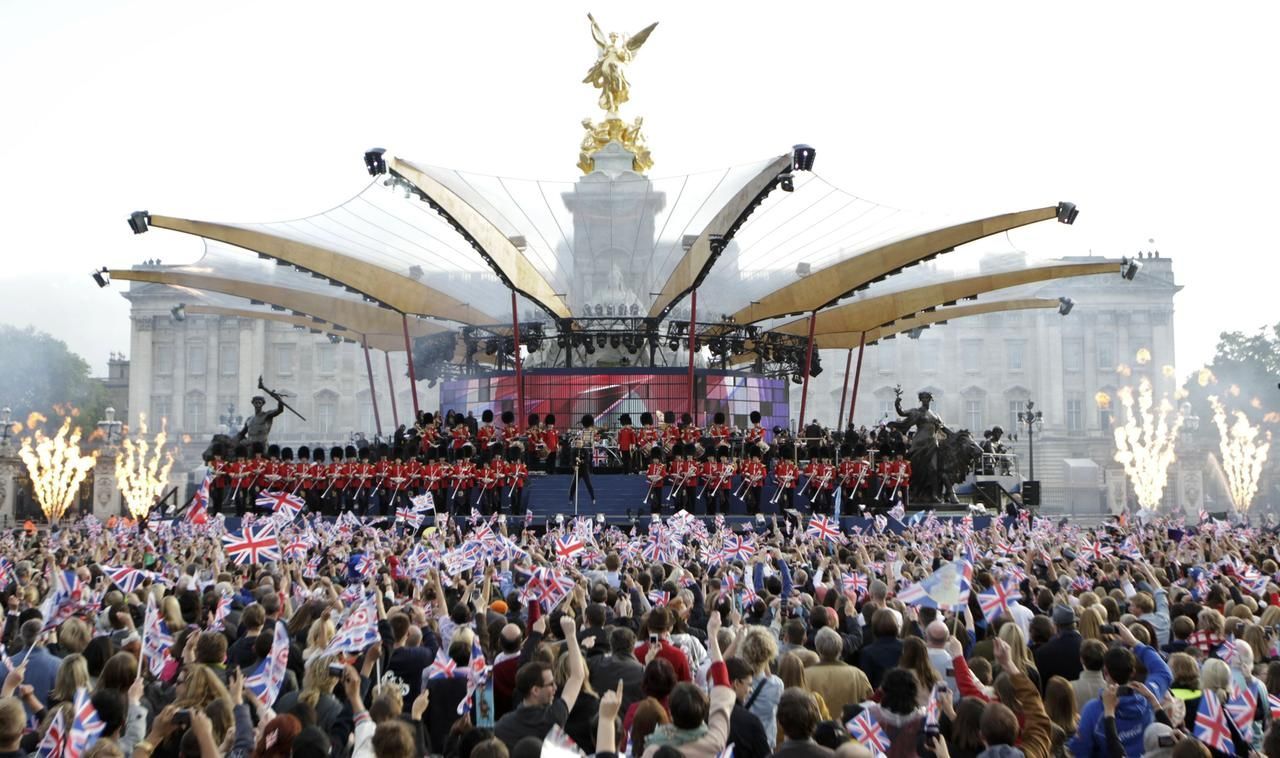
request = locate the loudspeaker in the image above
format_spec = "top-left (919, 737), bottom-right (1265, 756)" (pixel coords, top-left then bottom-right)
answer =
top-left (1022, 480), bottom-right (1041, 507)
top-left (975, 481), bottom-right (1002, 507)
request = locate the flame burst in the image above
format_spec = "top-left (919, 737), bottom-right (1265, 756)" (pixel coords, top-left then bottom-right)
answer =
top-left (115, 414), bottom-right (175, 520)
top-left (1208, 397), bottom-right (1271, 512)
top-left (18, 417), bottom-right (97, 523)
top-left (1135, 348), bottom-right (1152, 365)
top-left (1197, 368), bottom-right (1216, 387)
top-left (1113, 377), bottom-right (1185, 510)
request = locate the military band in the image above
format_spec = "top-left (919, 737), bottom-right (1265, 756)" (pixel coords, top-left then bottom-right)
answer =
top-left (199, 405), bottom-right (928, 522)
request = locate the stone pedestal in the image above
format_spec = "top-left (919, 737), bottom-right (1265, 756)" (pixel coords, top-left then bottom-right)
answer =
top-left (93, 450), bottom-right (121, 521)
top-left (0, 444), bottom-right (19, 525)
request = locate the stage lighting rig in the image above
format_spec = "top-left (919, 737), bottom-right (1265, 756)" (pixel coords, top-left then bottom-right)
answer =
top-left (127, 211), bottom-right (151, 234)
top-left (364, 148), bottom-right (387, 176)
top-left (170, 304), bottom-right (186, 322)
top-left (792, 144), bottom-right (817, 172)
top-left (1055, 201), bottom-right (1079, 225)
top-left (1120, 256), bottom-right (1142, 281)
top-left (1058, 297), bottom-right (1075, 316)
top-left (91, 267), bottom-right (110, 288)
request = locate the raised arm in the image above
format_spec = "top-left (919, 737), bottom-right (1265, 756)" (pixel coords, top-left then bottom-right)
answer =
top-left (559, 614), bottom-right (585, 712)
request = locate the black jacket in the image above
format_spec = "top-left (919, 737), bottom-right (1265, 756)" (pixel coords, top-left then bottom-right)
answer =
top-left (1032, 630), bottom-right (1083, 686)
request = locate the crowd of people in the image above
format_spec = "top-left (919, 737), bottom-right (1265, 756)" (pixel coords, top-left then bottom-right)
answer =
top-left (0, 498), bottom-right (1276, 758)
top-left (201, 404), bottom-right (1020, 520)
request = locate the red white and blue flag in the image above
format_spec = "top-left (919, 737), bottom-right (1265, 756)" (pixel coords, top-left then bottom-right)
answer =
top-left (897, 560), bottom-right (972, 612)
top-left (1194, 689), bottom-right (1236, 755)
top-left (256, 490), bottom-right (305, 521)
top-left (68, 687), bottom-right (104, 758)
top-left (806, 516), bottom-right (844, 544)
top-left (187, 474), bottom-right (211, 525)
top-left (555, 535), bottom-right (586, 561)
top-left (141, 593), bottom-right (174, 678)
top-left (323, 595), bottom-right (380, 655)
top-left (35, 708), bottom-right (65, 758)
top-left (427, 648), bottom-right (458, 680)
top-left (842, 572), bottom-right (868, 599)
top-left (222, 522), bottom-right (281, 565)
top-left (846, 709), bottom-right (890, 758)
top-left (209, 594), bottom-right (232, 632)
top-left (99, 565), bottom-right (153, 595)
top-left (977, 581), bottom-right (1023, 624)
top-left (1226, 683), bottom-right (1257, 728)
top-left (245, 621), bottom-right (290, 707)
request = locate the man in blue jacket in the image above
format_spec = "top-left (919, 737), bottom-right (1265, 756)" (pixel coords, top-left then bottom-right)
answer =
top-left (1068, 624), bottom-right (1172, 758)
top-left (0, 619), bottom-right (61, 710)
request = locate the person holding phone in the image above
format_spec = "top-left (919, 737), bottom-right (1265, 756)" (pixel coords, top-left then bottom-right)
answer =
top-left (634, 607), bottom-right (692, 683)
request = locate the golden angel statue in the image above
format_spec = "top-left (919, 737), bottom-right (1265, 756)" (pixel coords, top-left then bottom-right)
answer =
top-left (582, 14), bottom-right (658, 115)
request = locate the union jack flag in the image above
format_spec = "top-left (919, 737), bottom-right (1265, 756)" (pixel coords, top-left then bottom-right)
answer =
top-left (1217, 636), bottom-right (1239, 664)
top-left (555, 535), bottom-right (586, 561)
top-left (649, 590), bottom-right (670, 607)
top-left (35, 708), bottom-right (65, 758)
top-left (403, 545), bottom-right (432, 581)
top-left (842, 571), bottom-right (868, 599)
top-left (806, 515), bottom-right (844, 544)
top-left (352, 553), bottom-right (377, 579)
top-left (1226, 683), bottom-right (1257, 727)
top-left (323, 595), bottom-right (380, 655)
top-left (1080, 538), bottom-right (1113, 562)
top-left (519, 567), bottom-right (576, 611)
top-left (68, 687), bottom-right (104, 758)
top-left (457, 635), bottom-right (490, 716)
top-left (244, 621), bottom-right (290, 707)
top-left (846, 709), bottom-right (890, 757)
top-left (141, 593), bottom-right (173, 678)
top-left (209, 594), bottom-right (231, 632)
top-left (302, 556), bottom-right (321, 579)
top-left (99, 565), bottom-right (152, 595)
top-left (187, 474), bottom-right (211, 525)
top-left (256, 490), bottom-right (305, 521)
top-left (1194, 689), bottom-right (1235, 755)
top-left (222, 522), bottom-right (281, 565)
top-left (977, 581), bottom-right (1022, 624)
top-left (427, 648), bottom-right (458, 680)
top-left (721, 534), bottom-right (756, 560)
top-left (396, 502), bottom-right (428, 530)
top-left (1268, 692), bottom-right (1280, 721)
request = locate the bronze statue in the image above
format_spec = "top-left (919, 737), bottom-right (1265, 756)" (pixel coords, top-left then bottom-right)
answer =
top-left (583, 14), bottom-right (657, 115)
top-left (236, 395), bottom-right (284, 448)
top-left (891, 386), bottom-right (950, 503)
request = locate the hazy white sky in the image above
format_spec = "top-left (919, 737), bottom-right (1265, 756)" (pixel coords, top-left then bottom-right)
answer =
top-left (1, 0), bottom-right (1277, 378)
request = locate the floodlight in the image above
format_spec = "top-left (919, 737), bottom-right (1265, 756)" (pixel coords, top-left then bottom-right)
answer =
top-left (1055, 201), bottom-right (1079, 225)
top-left (170, 304), bottom-right (186, 322)
top-left (792, 144), bottom-right (816, 172)
top-left (127, 211), bottom-right (150, 234)
top-left (778, 172), bottom-right (794, 192)
top-left (795, 262), bottom-right (811, 278)
top-left (1058, 297), bottom-right (1075, 316)
top-left (91, 267), bottom-right (110, 288)
top-left (364, 148), bottom-right (387, 176)
top-left (1120, 257), bottom-right (1142, 281)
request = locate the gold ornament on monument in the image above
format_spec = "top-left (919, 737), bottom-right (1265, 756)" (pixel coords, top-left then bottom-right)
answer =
top-left (578, 13), bottom-right (657, 175)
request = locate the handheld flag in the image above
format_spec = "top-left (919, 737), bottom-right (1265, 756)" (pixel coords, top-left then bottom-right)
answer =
top-left (897, 560), bottom-right (973, 612)
top-left (244, 621), bottom-right (290, 707)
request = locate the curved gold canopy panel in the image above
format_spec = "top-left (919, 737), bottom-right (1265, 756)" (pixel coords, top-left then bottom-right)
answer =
top-left (390, 157), bottom-right (572, 320)
top-left (731, 206), bottom-right (1062, 324)
top-left (110, 269), bottom-right (444, 342)
top-left (182, 305), bottom-right (406, 353)
top-left (647, 153), bottom-right (795, 319)
top-left (146, 215), bottom-right (498, 325)
top-left (728, 297), bottom-right (1061, 366)
top-left (772, 260), bottom-right (1116, 337)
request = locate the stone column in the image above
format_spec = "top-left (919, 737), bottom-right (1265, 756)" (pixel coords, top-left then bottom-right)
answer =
top-left (129, 315), bottom-right (154, 429)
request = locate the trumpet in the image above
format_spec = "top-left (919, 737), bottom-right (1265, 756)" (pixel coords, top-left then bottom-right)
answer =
top-left (665, 470), bottom-right (691, 501)
top-left (770, 473), bottom-right (794, 504)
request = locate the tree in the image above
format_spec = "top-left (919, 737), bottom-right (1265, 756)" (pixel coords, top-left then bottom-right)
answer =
top-left (0, 324), bottom-right (108, 435)
top-left (1183, 321), bottom-right (1279, 423)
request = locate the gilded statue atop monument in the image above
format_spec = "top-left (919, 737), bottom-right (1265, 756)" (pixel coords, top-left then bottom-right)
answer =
top-left (582, 14), bottom-right (658, 115)
top-left (578, 14), bottom-right (658, 175)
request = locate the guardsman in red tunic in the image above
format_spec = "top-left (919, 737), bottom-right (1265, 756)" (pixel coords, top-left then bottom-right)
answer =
top-left (476, 455), bottom-right (500, 515)
top-left (680, 412), bottom-right (703, 459)
top-left (661, 411), bottom-right (681, 457)
top-left (744, 410), bottom-right (768, 461)
top-left (450, 443), bottom-right (476, 515)
top-left (418, 412), bottom-right (439, 456)
top-left (814, 448), bottom-right (837, 515)
top-left (504, 445), bottom-right (529, 515)
top-left (617, 413), bottom-right (638, 474)
top-left (638, 412), bottom-right (659, 466)
top-left (665, 444), bottom-right (691, 512)
top-left (500, 410), bottom-right (520, 454)
top-left (708, 411), bottom-right (732, 453)
top-left (450, 419), bottom-right (471, 462)
top-left (740, 450), bottom-right (767, 515)
top-left (644, 444), bottom-right (666, 515)
top-left (889, 451), bottom-right (912, 507)
top-left (706, 451), bottom-right (734, 516)
top-left (542, 414), bottom-right (560, 475)
top-left (772, 455), bottom-right (799, 513)
top-left (477, 409), bottom-right (499, 461)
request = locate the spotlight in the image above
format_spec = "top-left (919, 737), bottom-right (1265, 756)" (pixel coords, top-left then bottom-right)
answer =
top-left (557, 334), bottom-right (569, 348)
top-left (610, 335), bottom-right (621, 349)
top-left (606, 304), bottom-right (614, 316)
top-left (791, 374), bottom-right (803, 384)
top-left (630, 304), bottom-right (639, 316)
top-left (668, 338), bottom-right (680, 351)
top-left (127, 211), bottom-right (150, 234)
top-left (1058, 296), bottom-right (1075, 316)
top-left (485, 339), bottom-right (498, 355)
top-left (795, 262), bottom-right (811, 278)
top-left (1120, 257), bottom-right (1142, 281)
top-left (327, 334), bottom-right (342, 344)
top-left (1055, 201), bottom-right (1079, 225)
top-left (170, 304), bottom-right (186, 322)
top-left (628, 342), bottom-right (639, 355)
top-left (91, 267), bottom-right (110, 288)
top-left (585, 341), bottom-right (596, 355)
top-left (792, 144), bottom-right (817, 172)
top-left (597, 334), bottom-right (608, 348)
top-left (407, 265), bottom-right (424, 280)
top-left (364, 148), bottom-right (387, 176)
top-left (906, 327), bottom-right (923, 339)
top-left (778, 172), bottom-right (794, 192)
top-left (595, 304), bottom-right (604, 317)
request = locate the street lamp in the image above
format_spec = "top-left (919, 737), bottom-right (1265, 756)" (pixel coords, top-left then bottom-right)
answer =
top-left (97, 407), bottom-right (122, 447)
top-left (1017, 400), bottom-right (1044, 481)
top-left (219, 404), bottom-right (244, 436)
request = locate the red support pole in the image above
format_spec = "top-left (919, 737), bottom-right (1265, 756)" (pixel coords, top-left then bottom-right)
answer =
top-left (511, 290), bottom-right (524, 432)
top-left (385, 352), bottom-right (399, 429)
top-left (687, 288), bottom-right (698, 423)
top-left (362, 337), bottom-right (382, 437)
top-left (848, 331), bottom-right (867, 429)
top-left (402, 314), bottom-right (420, 416)
top-left (837, 348), bottom-right (853, 432)
top-left (797, 311), bottom-right (817, 434)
